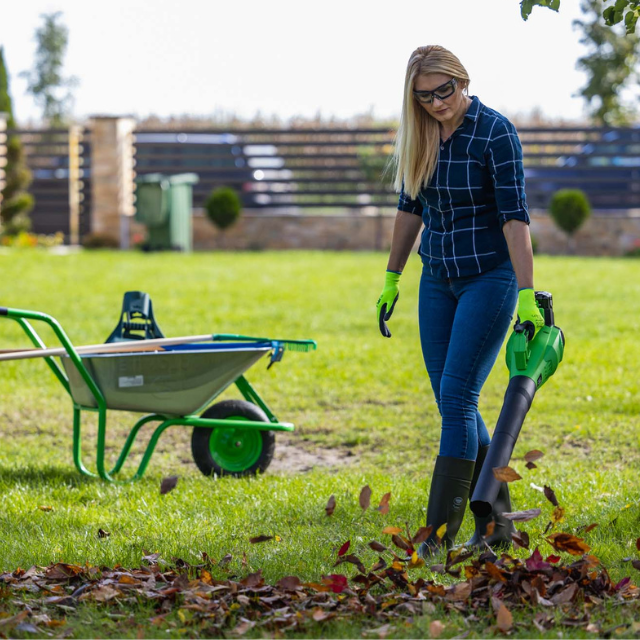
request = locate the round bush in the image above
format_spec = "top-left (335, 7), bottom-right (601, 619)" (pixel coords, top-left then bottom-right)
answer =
top-left (548, 189), bottom-right (592, 236)
top-left (205, 187), bottom-right (242, 231)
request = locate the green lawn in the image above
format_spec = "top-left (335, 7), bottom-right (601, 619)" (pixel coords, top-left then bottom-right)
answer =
top-left (0, 249), bottom-right (639, 638)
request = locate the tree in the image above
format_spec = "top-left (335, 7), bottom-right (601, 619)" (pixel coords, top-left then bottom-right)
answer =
top-left (520, 0), bottom-right (640, 34)
top-left (573, 0), bottom-right (640, 125)
top-left (0, 46), bottom-right (34, 235)
top-left (20, 12), bottom-right (78, 126)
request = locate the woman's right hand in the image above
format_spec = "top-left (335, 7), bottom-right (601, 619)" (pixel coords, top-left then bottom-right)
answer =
top-left (377, 271), bottom-right (401, 338)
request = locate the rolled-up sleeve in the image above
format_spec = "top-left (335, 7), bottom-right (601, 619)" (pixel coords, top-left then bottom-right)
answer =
top-left (487, 122), bottom-right (530, 227)
top-left (397, 188), bottom-right (423, 216)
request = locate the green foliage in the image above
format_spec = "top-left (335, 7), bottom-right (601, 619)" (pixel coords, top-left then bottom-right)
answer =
top-left (357, 146), bottom-right (392, 184)
top-left (205, 186), bottom-right (242, 230)
top-left (520, 0), bottom-right (560, 20)
top-left (603, 0), bottom-right (640, 33)
top-left (520, 0), bottom-right (640, 32)
top-left (0, 47), bottom-right (34, 236)
top-left (548, 189), bottom-right (592, 235)
top-left (573, 0), bottom-right (640, 125)
top-left (20, 12), bottom-right (78, 126)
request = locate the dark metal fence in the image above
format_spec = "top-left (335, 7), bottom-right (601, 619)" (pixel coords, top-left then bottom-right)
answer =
top-left (6, 128), bottom-right (91, 240)
top-left (134, 126), bottom-right (640, 212)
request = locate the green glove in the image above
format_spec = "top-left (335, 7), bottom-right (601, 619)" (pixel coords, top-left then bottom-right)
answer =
top-left (377, 271), bottom-right (401, 338)
top-left (516, 288), bottom-right (545, 339)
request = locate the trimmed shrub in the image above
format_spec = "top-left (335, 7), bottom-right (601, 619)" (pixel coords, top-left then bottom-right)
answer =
top-left (548, 189), bottom-right (592, 236)
top-left (205, 187), bottom-right (242, 231)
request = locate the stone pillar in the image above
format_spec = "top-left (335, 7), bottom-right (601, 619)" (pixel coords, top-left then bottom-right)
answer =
top-left (89, 116), bottom-right (136, 246)
top-left (0, 113), bottom-right (7, 214)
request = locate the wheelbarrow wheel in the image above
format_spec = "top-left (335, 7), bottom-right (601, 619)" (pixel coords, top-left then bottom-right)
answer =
top-left (191, 399), bottom-right (276, 477)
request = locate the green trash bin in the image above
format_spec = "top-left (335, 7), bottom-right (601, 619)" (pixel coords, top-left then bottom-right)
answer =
top-left (135, 173), bottom-right (199, 252)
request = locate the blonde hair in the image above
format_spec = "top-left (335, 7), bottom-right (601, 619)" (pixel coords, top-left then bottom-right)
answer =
top-left (392, 45), bottom-right (470, 199)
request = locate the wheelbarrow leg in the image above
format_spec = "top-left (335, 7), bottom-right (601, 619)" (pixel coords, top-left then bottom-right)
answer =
top-left (72, 407), bottom-right (98, 478)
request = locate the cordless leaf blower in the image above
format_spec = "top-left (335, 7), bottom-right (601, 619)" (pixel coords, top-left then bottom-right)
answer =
top-left (470, 291), bottom-right (565, 518)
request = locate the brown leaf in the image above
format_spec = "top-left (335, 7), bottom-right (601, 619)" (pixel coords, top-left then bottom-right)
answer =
top-left (546, 533), bottom-right (591, 556)
top-left (391, 534), bottom-right (412, 552)
top-left (584, 523), bottom-right (599, 533)
top-left (231, 619), bottom-right (255, 636)
top-left (359, 485), bottom-right (372, 511)
top-left (249, 535), bottom-right (274, 544)
top-left (369, 541), bottom-right (387, 552)
top-left (312, 608), bottom-right (334, 622)
top-left (496, 604), bottom-right (513, 632)
top-left (382, 526), bottom-right (402, 535)
top-left (636, 537), bottom-right (640, 552)
top-left (0, 611), bottom-right (28, 629)
top-left (544, 485), bottom-right (559, 507)
top-left (502, 508), bottom-right (542, 522)
top-left (325, 494), bottom-right (336, 516)
top-left (552, 506), bottom-right (566, 523)
top-left (240, 570), bottom-right (264, 588)
top-left (512, 529), bottom-right (530, 550)
top-left (412, 526), bottom-right (433, 545)
top-left (526, 461), bottom-right (537, 470)
top-left (160, 476), bottom-right (179, 495)
top-left (378, 492), bottom-right (391, 515)
top-left (492, 466), bottom-right (522, 482)
top-left (87, 585), bottom-right (120, 602)
top-left (551, 582), bottom-right (578, 605)
top-left (97, 528), bottom-right (110, 538)
top-left (631, 560), bottom-right (640, 571)
top-left (218, 553), bottom-right (233, 567)
top-left (485, 561), bottom-right (507, 583)
top-left (276, 575), bottom-right (301, 590)
top-left (525, 449), bottom-right (544, 463)
top-left (429, 620), bottom-right (445, 638)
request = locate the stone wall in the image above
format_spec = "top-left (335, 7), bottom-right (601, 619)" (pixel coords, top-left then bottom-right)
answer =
top-left (190, 209), bottom-right (640, 255)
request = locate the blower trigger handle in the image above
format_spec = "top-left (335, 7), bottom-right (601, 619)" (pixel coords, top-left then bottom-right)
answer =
top-left (514, 320), bottom-right (535, 342)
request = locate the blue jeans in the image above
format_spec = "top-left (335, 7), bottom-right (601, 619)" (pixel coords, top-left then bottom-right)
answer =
top-left (418, 260), bottom-right (518, 461)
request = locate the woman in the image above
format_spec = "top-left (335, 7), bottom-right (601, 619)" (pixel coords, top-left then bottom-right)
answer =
top-left (376, 45), bottom-right (544, 556)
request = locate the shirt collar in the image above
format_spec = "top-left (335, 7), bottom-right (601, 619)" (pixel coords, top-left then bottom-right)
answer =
top-left (464, 95), bottom-right (480, 122)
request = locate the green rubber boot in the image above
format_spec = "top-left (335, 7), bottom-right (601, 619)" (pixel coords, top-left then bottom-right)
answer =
top-left (464, 445), bottom-right (516, 551)
top-left (417, 456), bottom-right (475, 558)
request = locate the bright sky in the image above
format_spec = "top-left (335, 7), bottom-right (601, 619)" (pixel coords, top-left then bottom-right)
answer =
top-left (0, 0), bottom-right (614, 125)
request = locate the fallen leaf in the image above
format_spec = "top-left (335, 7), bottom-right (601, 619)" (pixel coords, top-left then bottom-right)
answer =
top-left (87, 585), bottom-right (120, 602)
top-left (524, 449), bottom-right (544, 463)
top-left (382, 526), bottom-right (402, 535)
top-left (97, 528), bottom-right (110, 538)
top-left (231, 619), bottom-right (255, 636)
top-left (429, 620), bottom-right (445, 638)
top-left (551, 582), bottom-right (578, 605)
top-left (369, 541), bottom-right (387, 552)
top-left (436, 523), bottom-right (447, 540)
top-left (160, 476), bottom-right (179, 495)
top-left (552, 506), bottom-right (565, 523)
top-left (496, 604), bottom-right (513, 632)
top-left (337, 540), bottom-right (350, 556)
top-left (492, 466), bottom-right (522, 482)
top-left (325, 495), bottom-right (336, 516)
top-left (391, 534), bottom-right (412, 551)
top-left (363, 624), bottom-right (395, 638)
top-left (240, 571), bottom-right (264, 588)
top-left (526, 461), bottom-right (537, 470)
top-left (585, 523), bottom-right (599, 533)
top-left (544, 485), bottom-right (559, 507)
top-left (636, 537), bottom-right (640, 552)
top-left (502, 508), bottom-right (541, 522)
top-left (360, 485), bottom-right (372, 511)
top-left (322, 574), bottom-right (348, 594)
top-left (512, 530), bottom-right (530, 550)
top-left (407, 552), bottom-right (425, 569)
top-left (218, 553), bottom-right (233, 567)
top-left (631, 560), bottom-right (640, 571)
top-left (378, 492), bottom-right (391, 515)
top-left (276, 575), bottom-right (301, 590)
top-left (38, 506), bottom-right (53, 512)
top-left (249, 535), bottom-right (274, 544)
top-left (412, 526), bottom-right (433, 545)
top-left (546, 533), bottom-right (590, 556)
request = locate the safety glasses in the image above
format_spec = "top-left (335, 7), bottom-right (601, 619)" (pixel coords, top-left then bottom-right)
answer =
top-left (413, 78), bottom-right (458, 105)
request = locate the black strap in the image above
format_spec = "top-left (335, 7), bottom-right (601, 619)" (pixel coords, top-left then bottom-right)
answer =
top-left (0, 307), bottom-right (8, 316)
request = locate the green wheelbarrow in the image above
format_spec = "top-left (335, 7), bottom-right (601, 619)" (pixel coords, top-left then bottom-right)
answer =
top-left (0, 292), bottom-right (316, 483)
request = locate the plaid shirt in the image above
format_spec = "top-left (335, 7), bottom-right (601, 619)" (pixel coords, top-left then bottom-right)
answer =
top-left (398, 96), bottom-right (529, 279)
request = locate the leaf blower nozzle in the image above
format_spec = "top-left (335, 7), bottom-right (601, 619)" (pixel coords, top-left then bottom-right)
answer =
top-left (470, 291), bottom-right (564, 518)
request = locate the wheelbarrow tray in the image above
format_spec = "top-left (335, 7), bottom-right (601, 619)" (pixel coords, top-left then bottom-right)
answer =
top-left (60, 342), bottom-right (271, 415)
